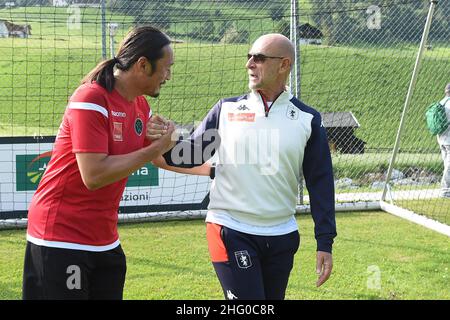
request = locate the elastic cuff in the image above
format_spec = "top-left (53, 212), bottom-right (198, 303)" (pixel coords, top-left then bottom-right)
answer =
top-left (317, 241), bottom-right (333, 253)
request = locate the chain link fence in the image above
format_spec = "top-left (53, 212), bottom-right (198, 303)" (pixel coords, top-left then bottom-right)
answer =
top-left (297, 0), bottom-right (449, 227)
top-left (0, 0), bottom-right (449, 228)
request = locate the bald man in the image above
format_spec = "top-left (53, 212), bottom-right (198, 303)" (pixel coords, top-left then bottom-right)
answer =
top-left (153, 33), bottom-right (336, 299)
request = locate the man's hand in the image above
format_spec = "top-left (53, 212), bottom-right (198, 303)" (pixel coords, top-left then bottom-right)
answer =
top-left (316, 251), bottom-right (333, 287)
top-left (147, 115), bottom-right (169, 140)
top-left (149, 121), bottom-right (176, 155)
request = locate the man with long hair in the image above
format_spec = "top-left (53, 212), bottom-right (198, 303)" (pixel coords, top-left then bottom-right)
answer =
top-left (23, 26), bottom-right (176, 300)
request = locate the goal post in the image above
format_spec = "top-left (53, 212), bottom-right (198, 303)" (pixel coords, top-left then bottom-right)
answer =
top-left (380, 0), bottom-right (450, 235)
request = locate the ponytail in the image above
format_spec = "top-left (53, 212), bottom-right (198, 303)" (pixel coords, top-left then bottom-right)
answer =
top-left (81, 58), bottom-right (119, 92)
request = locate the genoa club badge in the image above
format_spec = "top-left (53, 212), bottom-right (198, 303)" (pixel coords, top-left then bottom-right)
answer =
top-left (234, 250), bottom-right (252, 269)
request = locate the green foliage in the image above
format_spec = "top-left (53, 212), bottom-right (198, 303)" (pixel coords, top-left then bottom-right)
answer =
top-left (0, 5), bottom-right (448, 155)
top-left (134, 3), bottom-right (171, 30)
top-left (277, 19), bottom-right (290, 38)
top-left (190, 20), bottom-right (216, 41)
top-left (299, 44), bottom-right (449, 151)
top-left (332, 152), bottom-right (443, 181)
top-left (217, 20), bottom-right (233, 39)
top-left (109, 0), bottom-right (147, 15)
top-left (220, 23), bottom-right (249, 44)
top-left (309, 0), bottom-right (449, 45)
top-left (269, 3), bottom-right (284, 21)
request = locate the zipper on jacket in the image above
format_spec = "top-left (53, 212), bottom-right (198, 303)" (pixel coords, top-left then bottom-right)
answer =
top-left (258, 91), bottom-right (283, 117)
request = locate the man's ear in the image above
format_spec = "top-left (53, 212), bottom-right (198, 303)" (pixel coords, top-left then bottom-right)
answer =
top-left (137, 56), bottom-right (152, 75)
top-left (280, 58), bottom-right (291, 73)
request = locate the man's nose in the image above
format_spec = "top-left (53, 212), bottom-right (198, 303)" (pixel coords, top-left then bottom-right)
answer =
top-left (246, 58), bottom-right (255, 69)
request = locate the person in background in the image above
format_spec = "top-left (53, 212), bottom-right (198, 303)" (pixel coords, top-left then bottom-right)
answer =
top-left (437, 83), bottom-right (450, 198)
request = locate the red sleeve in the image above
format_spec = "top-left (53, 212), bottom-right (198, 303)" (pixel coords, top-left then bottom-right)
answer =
top-left (68, 85), bottom-right (110, 154)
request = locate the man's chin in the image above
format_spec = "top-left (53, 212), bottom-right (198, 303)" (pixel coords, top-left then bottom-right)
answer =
top-left (248, 83), bottom-right (259, 90)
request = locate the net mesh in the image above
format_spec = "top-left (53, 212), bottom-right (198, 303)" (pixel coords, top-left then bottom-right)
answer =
top-left (0, 0), bottom-right (449, 227)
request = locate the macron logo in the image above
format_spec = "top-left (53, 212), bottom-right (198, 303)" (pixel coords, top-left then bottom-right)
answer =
top-left (112, 111), bottom-right (126, 117)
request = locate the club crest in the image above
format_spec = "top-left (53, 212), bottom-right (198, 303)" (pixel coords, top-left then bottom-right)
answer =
top-left (135, 118), bottom-right (143, 136)
top-left (234, 250), bottom-right (252, 269)
top-left (286, 106), bottom-right (299, 120)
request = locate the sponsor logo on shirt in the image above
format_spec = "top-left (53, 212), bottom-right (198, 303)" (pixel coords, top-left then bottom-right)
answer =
top-left (113, 122), bottom-right (123, 141)
top-left (111, 110), bottom-right (126, 117)
top-left (228, 113), bottom-right (255, 122)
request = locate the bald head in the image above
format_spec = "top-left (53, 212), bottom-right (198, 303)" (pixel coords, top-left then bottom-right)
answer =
top-left (252, 33), bottom-right (295, 67)
top-left (246, 33), bottom-right (296, 99)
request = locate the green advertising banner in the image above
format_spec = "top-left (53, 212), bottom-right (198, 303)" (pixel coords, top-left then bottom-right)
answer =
top-left (16, 153), bottom-right (52, 191)
top-left (127, 164), bottom-right (159, 187)
top-left (16, 153), bottom-right (158, 191)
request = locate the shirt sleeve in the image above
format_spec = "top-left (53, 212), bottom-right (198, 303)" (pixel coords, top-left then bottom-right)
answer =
top-left (67, 87), bottom-right (109, 154)
top-left (163, 100), bottom-right (222, 168)
top-left (302, 112), bottom-right (337, 253)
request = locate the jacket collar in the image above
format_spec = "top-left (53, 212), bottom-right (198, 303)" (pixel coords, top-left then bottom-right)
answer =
top-left (248, 87), bottom-right (294, 106)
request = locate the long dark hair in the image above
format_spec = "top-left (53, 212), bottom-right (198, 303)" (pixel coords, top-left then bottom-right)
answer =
top-left (82, 26), bottom-right (171, 92)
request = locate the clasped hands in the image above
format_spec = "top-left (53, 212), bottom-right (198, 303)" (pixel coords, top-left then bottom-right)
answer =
top-left (146, 115), bottom-right (176, 153)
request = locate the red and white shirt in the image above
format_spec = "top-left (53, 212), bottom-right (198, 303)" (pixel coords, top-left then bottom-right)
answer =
top-left (27, 82), bottom-right (151, 251)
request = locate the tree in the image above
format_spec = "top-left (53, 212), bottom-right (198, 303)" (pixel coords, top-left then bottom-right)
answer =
top-left (220, 23), bottom-right (249, 44)
top-left (277, 19), bottom-right (290, 38)
top-left (308, 0), bottom-right (441, 45)
top-left (109, 0), bottom-right (147, 15)
top-left (178, 0), bottom-right (192, 6)
top-left (218, 20), bottom-right (232, 39)
top-left (269, 4), bottom-right (284, 21)
top-left (191, 20), bottom-right (216, 41)
top-left (134, 2), bottom-right (171, 30)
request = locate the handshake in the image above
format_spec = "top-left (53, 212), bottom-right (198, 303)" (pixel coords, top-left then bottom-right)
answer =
top-left (145, 115), bottom-right (177, 155)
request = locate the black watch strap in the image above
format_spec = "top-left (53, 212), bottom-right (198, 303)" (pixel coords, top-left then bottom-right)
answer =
top-left (209, 166), bottom-right (216, 179)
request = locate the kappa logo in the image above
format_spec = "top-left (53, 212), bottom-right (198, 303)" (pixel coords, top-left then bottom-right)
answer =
top-left (286, 106), bottom-right (299, 120)
top-left (234, 250), bottom-right (252, 269)
top-left (226, 290), bottom-right (238, 300)
top-left (237, 104), bottom-right (249, 111)
top-left (112, 110), bottom-right (126, 117)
